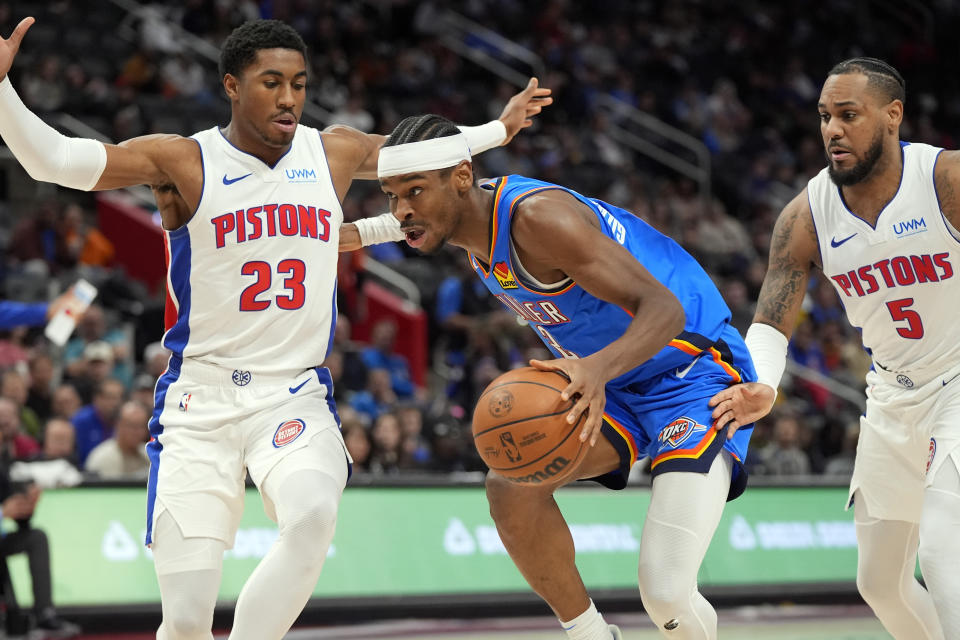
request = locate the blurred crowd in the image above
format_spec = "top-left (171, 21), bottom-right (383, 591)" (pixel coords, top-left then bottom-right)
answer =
top-left (2, 0), bottom-right (959, 484)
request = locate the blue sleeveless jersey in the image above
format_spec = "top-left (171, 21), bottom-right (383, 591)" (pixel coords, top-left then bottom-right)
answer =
top-left (471, 175), bottom-right (740, 388)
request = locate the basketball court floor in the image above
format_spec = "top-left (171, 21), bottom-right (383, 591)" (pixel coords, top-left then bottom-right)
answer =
top-left (75, 604), bottom-right (889, 639)
top-left (283, 604), bottom-right (889, 639)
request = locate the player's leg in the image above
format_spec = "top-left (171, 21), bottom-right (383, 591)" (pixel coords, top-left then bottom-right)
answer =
top-left (229, 428), bottom-right (348, 640)
top-left (636, 451), bottom-right (730, 640)
top-left (854, 494), bottom-right (944, 640)
top-left (152, 511), bottom-right (227, 640)
top-left (919, 452), bottom-right (960, 637)
top-left (485, 435), bottom-right (622, 640)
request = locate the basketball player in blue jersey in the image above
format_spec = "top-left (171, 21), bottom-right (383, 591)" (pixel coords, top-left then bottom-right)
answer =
top-left (370, 115), bottom-right (757, 640)
top-left (711, 58), bottom-right (960, 639)
top-left (0, 17), bottom-right (550, 640)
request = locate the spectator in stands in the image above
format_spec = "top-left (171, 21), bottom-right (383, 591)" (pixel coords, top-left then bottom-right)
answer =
top-left (40, 417), bottom-right (77, 467)
top-left (759, 412), bottom-right (812, 476)
top-left (25, 351), bottom-right (56, 424)
top-left (1, 369), bottom-right (41, 440)
top-left (368, 411), bottom-right (404, 475)
top-left (130, 373), bottom-right (156, 409)
top-left (0, 287), bottom-right (89, 331)
top-left (68, 340), bottom-right (115, 404)
top-left (0, 424), bottom-right (80, 637)
top-left (58, 202), bottom-right (115, 269)
top-left (360, 319), bottom-right (416, 398)
top-left (63, 305), bottom-right (130, 389)
top-left (340, 411), bottom-right (371, 473)
top-left (349, 368), bottom-right (397, 423)
top-left (85, 401), bottom-right (150, 479)
top-left (0, 397), bottom-right (39, 460)
top-left (70, 378), bottom-right (124, 467)
top-left (330, 316), bottom-right (369, 392)
top-left (397, 403), bottom-right (431, 468)
top-left (50, 383), bottom-right (81, 422)
top-left (143, 340), bottom-right (170, 379)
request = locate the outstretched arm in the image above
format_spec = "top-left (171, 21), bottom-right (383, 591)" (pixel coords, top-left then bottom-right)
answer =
top-left (513, 192), bottom-right (685, 446)
top-left (0, 19), bottom-right (197, 208)
top-left (321, 77), bottom-right (552, 199)
top-left (709, 189), bottom-right (819, 435)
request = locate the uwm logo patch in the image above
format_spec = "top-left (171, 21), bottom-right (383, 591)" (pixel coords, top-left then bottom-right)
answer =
top-left (493, 262), bottom-right (518, 289)
top-left (658, 417), bottom-right (705, 449)
top-left (273, 418), bottom-right (306, 448)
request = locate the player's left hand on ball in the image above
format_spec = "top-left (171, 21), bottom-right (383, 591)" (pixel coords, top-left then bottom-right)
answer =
top-left (708, 382), bottom-right (776, 439)
top-left (499, 77), bottom-right (553, 143)
top-left (529, 357), bottom-right (607, 447)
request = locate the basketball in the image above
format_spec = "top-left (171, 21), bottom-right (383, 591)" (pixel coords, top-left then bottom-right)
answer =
top-left (472, 367), bottom-right (586, 485)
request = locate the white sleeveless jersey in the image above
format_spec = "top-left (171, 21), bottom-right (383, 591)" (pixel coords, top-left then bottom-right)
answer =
top-left (808, 142), bottom-right (960, 386)
top-left (161, 125), bottom-right (342, 374)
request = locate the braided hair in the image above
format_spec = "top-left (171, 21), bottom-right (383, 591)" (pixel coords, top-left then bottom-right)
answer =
top-left (828, 57), bottom-right (906, 105)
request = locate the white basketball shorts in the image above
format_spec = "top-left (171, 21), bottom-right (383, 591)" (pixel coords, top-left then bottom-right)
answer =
top-left (848, 360), bottom-right (960, 522)
top-left (145, 356), bottom-right (351, 546)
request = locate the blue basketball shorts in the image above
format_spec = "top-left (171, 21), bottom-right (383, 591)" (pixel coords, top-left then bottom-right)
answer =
top-left (590, 324), bottom-right (756, 501)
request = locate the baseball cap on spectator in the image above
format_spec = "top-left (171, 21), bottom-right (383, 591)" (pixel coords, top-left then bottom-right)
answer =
top-left (133, 373), bottom-right (155, 391)
top-left (83, 341), bottom-right (114, 362)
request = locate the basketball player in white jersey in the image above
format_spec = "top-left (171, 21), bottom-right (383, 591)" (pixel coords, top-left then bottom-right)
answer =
top-left (710, 58), bottom-right (960, 639)
top-left (0, 17), bottom-right (550, 640)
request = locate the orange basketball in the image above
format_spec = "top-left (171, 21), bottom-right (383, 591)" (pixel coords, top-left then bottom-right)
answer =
top-left (472, 367), bottom-right (586, 485)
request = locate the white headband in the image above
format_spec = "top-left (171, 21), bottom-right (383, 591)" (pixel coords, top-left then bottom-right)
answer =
top-left (377, 133), bottom-right (471, 178)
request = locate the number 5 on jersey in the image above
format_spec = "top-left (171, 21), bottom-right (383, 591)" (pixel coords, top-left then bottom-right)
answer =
top-left (886, 297), bottom-right (924, 339)
top-left (240, 259), bottom-right (306, 311)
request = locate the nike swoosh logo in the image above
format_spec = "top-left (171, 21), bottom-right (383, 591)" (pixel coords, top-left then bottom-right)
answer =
top-left (289, 379), bottom-right (309, 394)
top-left (944, 373), bottom-right (960, 387)
top-left (830, 233), bottom-right (857, 248)
top-left (675, 356), bottom-right (701, 379)
top-left (222, 172), bottom-right (253, 185)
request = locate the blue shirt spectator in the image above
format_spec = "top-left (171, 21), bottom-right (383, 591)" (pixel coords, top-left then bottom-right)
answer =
top-left (71, 379), bottom-right (124, 466)
top-left (360, 320), bottom-right (415, 398)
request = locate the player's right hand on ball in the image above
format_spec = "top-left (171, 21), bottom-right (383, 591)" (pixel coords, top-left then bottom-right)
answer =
top-left (529, 356), bottom-right (607, 447)
top-left (0, 17), bottom-right (34, 81)
top-left (708, 382), bottom-right (776, 439)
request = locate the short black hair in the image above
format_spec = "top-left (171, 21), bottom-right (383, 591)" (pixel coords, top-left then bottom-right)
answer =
top-left (384, 114), bottom-right (461, 147)
top-left (219, 20), bottom-right (307, 78)
top-left (828, 57), bottom-right (906, 105)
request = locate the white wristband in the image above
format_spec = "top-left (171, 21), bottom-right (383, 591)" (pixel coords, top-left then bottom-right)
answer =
top-left (744, 322), bottom-right (789, 395)
top-left (457, 120), bottom-right (507, 154)
top-left (355, 213), bottom-right (405, 246)
top-left (0, 77), bottom-right (106, 191)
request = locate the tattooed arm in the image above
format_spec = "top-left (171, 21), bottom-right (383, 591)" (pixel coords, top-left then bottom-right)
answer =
top-left (753, 188), bottom-right (820, 336)
top-left (709, 189), bottom-right (819, 434)
top-left (934, 150), bottom-right (960, 232)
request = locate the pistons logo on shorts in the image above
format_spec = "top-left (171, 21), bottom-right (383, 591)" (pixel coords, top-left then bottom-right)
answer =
top-left (273, 419), bottom-right (306, 448)
top-left (658, 417), bottom-right (704, 449)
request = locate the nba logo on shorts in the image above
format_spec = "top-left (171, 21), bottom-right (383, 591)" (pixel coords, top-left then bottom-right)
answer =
top-left (927, 437), bottom-right (937, 475)
top-left (273, 419), bottom-right (306, 448)
top-left (179, 393), bottom-right (192, 412)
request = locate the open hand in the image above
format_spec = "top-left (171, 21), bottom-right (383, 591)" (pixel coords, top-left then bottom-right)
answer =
top-left (498, 77), bottom-right (553, 144)
top-left (708, 382), bottom-right (776, 439)
top-left (0, 17), bottom-right (34, 82)
top-left (529, 356), bottom-right (607, 447)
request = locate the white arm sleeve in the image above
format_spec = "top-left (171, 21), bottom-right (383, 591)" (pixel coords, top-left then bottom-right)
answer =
top-left (0, 77), bottom-right (106, 191)
top-left (744, 322), bottom-right (789, 394)
top-left (355, 212), bottom-right (405, 246)
top-left (457, 120), bottom-right (507, 155)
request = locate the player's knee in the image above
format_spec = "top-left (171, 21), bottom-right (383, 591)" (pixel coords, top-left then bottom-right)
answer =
top-left (856, 562), bottom-right (900, 610)
top-left (163, 605), bottom-right (211, 640)
top-left (278, 485), bottom-right (339, 565)
top-left (638, 561), bottom-right (687, 622)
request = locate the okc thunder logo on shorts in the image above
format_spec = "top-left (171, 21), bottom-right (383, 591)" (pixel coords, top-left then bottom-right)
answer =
top-left (658, 417), bottom-right (704, 449)
top-left (273, 419), bottom-right (306, 448)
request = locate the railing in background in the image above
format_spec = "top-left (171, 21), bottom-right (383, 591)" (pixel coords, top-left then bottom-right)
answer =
top-left (428, 8), bottom-right (713, 214)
